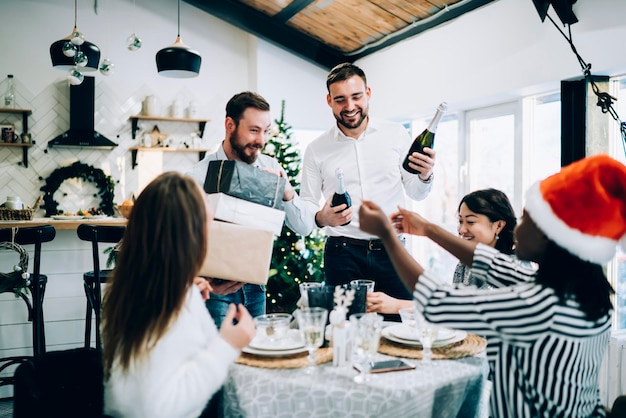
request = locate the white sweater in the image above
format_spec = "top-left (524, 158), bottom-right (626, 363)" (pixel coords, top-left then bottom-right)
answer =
top-left (104, 288), bottom-right (239, 418)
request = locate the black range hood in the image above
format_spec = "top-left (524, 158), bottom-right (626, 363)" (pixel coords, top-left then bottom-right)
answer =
top-left (48, 76), bottom-right (118, 150)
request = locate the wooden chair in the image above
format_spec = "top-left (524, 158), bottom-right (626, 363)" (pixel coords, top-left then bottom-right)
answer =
top-left (0, 225), bottom-right (56, 387)
top-left (13, 347), bottom-right (104, 418)
top-left (77, 224), bottom-right (125, 351)
top-left (608, 395), bottom-right (626, 418)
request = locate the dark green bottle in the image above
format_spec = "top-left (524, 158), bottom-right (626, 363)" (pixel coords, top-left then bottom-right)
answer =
top-left (402, 102), bottom-right (447, 174)
top-left (331, 168), bottom-right (351, 226)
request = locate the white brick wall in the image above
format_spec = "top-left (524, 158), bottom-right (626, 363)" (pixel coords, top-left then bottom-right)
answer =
top-left (0, 76), bottom-right (217, 213)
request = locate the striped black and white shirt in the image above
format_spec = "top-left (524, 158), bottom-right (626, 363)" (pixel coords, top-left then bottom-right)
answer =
top-left (414, 244), bottom-right (610, 418)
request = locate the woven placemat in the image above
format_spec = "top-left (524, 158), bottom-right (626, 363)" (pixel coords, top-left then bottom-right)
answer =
top-left (236, 347), bottom-right (333, 369)
top-left (378, 333), bottom-right (486, 360)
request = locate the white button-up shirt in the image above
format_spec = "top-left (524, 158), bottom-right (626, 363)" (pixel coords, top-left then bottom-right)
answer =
top-left (300, 119), bottom-right (432, 240)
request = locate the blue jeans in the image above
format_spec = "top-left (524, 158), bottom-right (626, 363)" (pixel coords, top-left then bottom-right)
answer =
top-left (206, 284), bottom-right (266, 328)
top-left (323, 236), bottom-right (412, 321)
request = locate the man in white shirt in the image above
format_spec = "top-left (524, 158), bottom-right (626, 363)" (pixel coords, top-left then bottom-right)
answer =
top-left (299, 63), bottom-right (436, 320)
top-left (187, 91), bottom-right (312, 327)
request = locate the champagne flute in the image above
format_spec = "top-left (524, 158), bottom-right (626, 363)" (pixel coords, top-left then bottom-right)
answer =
top-left (295, 307), bottom-right (328, 374)
top-left (350, 312), bottom-right (383, 383)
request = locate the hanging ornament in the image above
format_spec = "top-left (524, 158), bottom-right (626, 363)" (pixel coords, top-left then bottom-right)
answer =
top-left (70, 30), bottom-right (85, 45)
top-left (126, 33), bottom-right (142, 51)
top-left (62, 41), bottom-right (77, 57)
top-left (67, 67), bottom-right (84, 85)
top-left (295, 238), bottom-right (305, 253)
top-left (74, 50), bottom-right (88, 67)
top-left (99, 58), bottom-right (114, 75)
top-left (126, 0), bottom-right (142, 51)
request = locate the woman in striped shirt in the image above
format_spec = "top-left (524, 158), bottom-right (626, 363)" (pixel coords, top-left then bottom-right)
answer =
top-left (358, 154), bottom-right (625, 417)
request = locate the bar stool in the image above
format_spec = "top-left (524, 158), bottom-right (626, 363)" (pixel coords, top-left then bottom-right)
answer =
top-left (77, 224), bottom-right (125, 351)
top-left (0, 225), bottom-right (56, 388)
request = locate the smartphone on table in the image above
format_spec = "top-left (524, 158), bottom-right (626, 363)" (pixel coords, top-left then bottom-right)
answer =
top-left (354, 359), bottom-right (416, 374)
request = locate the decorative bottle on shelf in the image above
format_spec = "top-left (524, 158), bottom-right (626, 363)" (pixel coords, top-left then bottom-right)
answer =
top-left (402, 101), bottom-right (447, 174)
top-left (330, 168), bottom-right (352, 226)
top-left (4, 74), bottom-right (15, 108)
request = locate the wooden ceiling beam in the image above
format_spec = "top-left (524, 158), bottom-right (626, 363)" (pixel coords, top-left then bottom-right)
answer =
top-left (275, 0), bottom-right (316, 22)
top-left (184, 0), bottom-right (349, 69)
top-left (183, 0), bottom-right (497, 68)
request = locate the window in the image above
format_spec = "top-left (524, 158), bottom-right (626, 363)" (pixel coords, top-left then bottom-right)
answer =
top-left (609, 76), bottom-right (626, 329)
top-left (407, 84), bottom-right (626, 330)
top-left (408, 94), bottom-right (561, 287)
top-left (406, 114), bottom-right (460, 281)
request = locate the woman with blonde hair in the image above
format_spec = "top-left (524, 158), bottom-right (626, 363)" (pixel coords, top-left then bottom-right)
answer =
top-left (102, 172), bottom-right (255, 418)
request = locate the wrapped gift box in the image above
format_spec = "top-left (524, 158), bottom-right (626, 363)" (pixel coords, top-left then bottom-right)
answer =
top-left (204, 160), bottom-right (286, 210)
top-left (200, 221), bottom-right (274, 285)
top-left (206, 192), bottom-right (285, 236)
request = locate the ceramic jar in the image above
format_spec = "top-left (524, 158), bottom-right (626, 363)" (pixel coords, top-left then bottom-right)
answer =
top-left (143, 95), bottom-right (160, 116)
top-left (4, 196), bottom-right (23, 209)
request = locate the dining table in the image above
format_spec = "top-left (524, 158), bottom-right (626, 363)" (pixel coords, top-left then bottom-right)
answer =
top-left (221, 325), bottom-right (490, 418)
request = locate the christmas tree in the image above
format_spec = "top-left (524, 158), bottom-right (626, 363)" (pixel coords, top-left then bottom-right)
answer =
top-left (263, 100), bottom-right (325, 313)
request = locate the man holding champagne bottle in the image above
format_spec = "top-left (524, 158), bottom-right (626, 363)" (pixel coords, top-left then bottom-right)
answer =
top-left (299, 63), bottom-right (437, 320)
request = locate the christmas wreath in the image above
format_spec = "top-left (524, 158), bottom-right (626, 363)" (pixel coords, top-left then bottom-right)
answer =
top-left (40, 162), bottom-right (116, 217)
top-left (0, 241), bottom-right (30, 296)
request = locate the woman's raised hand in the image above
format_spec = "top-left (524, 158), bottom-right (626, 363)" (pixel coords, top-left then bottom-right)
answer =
top-left (390, 206), bottom-right (430, 237)
top-left (359, 200), bottom-right (395, 239)
top-left (220, 303), bottom-right (256, 350)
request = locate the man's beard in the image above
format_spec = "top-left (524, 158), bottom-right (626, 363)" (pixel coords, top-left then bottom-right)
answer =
top-left (229, 130), bottom-right (260, 164)
top-left (335, 108), bottom-right (368, 130)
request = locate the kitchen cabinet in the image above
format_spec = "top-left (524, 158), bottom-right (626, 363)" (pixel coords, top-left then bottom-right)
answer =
top-left (128, 115), bottom-right (209, 140)
top-left (0, 107), bottom-right (33, 167)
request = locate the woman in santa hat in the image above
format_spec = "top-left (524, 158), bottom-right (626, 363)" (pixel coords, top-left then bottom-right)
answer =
top-left (358, 154), bottom-right (626, 418)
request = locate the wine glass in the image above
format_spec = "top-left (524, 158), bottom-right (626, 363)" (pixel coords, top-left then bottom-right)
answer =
top-left (295, 307), bottom-right (328, 374)
top-left (350, 312), bottom-right (383, 383)
top-left (298, 282), bottom-right (323, 308)
top-left (416, 310), bottom-right (438, 365)
top-left (350, 279), bottom-right (375, 294)
top-left (398, 306), bottom-right (419, 339)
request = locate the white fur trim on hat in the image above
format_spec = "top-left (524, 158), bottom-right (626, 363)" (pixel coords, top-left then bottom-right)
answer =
top-left (524, 181), bottom-right (618, 264)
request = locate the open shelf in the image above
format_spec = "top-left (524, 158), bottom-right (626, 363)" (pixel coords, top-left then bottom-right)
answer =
top-left (0, 108), bottom-right (33, 167)
top-left (128, 146), bottom-right (209, 169)
top-left (129, 115), bottom-right (210, 139)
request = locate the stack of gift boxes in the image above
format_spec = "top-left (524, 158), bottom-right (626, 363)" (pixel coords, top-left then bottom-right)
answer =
top-left (200, 160), bottom-right (286, 285)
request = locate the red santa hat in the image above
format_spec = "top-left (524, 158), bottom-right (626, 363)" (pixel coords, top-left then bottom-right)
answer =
top-left (524, 154), bottom-right (626, 264)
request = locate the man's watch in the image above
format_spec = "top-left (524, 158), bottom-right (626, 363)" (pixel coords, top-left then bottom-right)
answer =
top-left (314, 212), bottom-right (324, 228)
top-left (419, 172), bottom-right (434, 183)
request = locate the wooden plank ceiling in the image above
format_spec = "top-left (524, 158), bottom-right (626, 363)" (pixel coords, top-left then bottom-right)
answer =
top-left (185, 0), bottom-right (497, 69)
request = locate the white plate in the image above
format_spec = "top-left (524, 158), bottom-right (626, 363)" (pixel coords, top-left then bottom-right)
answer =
top-left (242, 345), bottom-right (308, 357)
top-left (382, 326), bottom-right (467, 348)
top-left (248, 329), bottom-right (304, 351)
top-left (83, 215), bottom-right (108, 219)
top-left (389, 324), bottom-right (456, 342)
top-left (52, 215), bottom-right (84, 220)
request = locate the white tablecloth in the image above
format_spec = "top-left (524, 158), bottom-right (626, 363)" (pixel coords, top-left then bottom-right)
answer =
top-left (221, 355), bottom-right (489, 418)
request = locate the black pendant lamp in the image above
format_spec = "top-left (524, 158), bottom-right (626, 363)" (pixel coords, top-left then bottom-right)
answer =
top-left (156, 0), bottom-right (201, 78)
top-left (49, 0), bottom-right (100, 72)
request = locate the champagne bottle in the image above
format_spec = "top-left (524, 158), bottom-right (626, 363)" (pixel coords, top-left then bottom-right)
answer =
top-left (331, 168), bottom-right (351, 226)
top-left (402, 102), bottom-right (447, 175)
